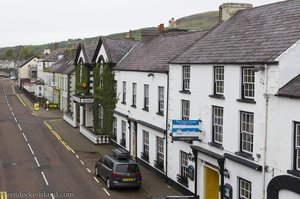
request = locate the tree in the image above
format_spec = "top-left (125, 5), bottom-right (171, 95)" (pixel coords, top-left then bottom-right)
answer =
top-left (93, 63), bottom-right (117, 136)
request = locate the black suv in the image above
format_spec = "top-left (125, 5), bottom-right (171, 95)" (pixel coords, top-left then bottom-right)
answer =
top-left (95, 148), bottom-right (142, 189)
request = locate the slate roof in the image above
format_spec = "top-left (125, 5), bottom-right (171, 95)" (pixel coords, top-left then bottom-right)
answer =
top-left (172, 0), bottom-right (300, 64)
top-left (50, 50), bottom-right (76, 74)
top-left (82, 43), bottom-right (98, 63)
top-left (277, 74), bottom-right (300, 98)
top-left (101, 38), bottom-right (138, 63)
top-left (42, 49), bottom-right (64, 62)
top-left (114, 30), bottom-right (207, 72)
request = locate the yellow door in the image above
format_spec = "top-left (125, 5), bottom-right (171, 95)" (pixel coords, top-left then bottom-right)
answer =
top-left (205, 167), bottom-right (219, 199)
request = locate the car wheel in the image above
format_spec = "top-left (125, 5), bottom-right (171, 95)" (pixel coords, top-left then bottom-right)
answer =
top-left (95, 167), bottom-right (99, 177)
top-left (106, 178), bottom-right (111, 189)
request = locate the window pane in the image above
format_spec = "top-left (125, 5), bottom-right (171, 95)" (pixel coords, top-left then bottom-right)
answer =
top-left (215, 66), bottom-right (224, 95)
top-left (241, 112), bottom-right (254, 153)
top-left (243, 68), bottom-right (255, 99)
top-left (240, 178), bottom-right (252, 199)
top-left (183, 66), bottom-right (190, 91)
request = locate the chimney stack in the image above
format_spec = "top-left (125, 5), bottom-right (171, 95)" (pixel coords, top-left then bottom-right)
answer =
top-left (158, 23), bottom-right (165, 33)
top-left (219, 3), bottom-right (252, 22)
top-left (126, 30), bottom-right (133, 39)
top-left (169, 18), bottom-right (177, 28)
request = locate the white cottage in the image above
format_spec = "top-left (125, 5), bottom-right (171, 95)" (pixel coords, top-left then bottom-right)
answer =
top-left (113, 28), bottom-right (206, 181)
top-left (168, 1), bottom-right (300, 199)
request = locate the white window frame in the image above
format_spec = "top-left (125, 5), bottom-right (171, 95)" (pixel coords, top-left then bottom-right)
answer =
top-left (241, 112), bottom-right (254, 154)
top-left (158, 86), bottom-right (164, 114)
top-left (157, 137), bottom-right (164, 164)
top-left (98, 104), bottom-right (103, 129)
top-left (182, 100), bottom-right (190, 120)
top-left (183, 66), bottom-right (190, 91)
top-left (113, 117), bottom-right (117, 137)
top-left (144, 84), bottom-right (149, 110)
top-left (296, 123), bottom-right (300, 170)
top-left (132, 83), bottom-right (137, 106)
top-left (122, 81), bottom-right (126, 103)
top-left (213, 106), bottom-right (223, 144)
top-left (121, 120), bottom-right (126, 146)
top-left (214, 66), bottom-right (224, 95)
top-left (143, 130), bottom-right (149, 156)
top-left (239, 178), bottom-right (252, 199)
top-left (180, 151), bottom-right (189, 179)
top-left (242, 67), bottom-right (255, 99)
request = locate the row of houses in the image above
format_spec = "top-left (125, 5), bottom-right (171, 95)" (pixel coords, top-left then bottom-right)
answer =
top-left (17, 1), bottom-right (300, 199)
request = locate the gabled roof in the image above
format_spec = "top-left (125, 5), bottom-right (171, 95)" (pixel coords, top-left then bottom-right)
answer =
top-left (277, 74), bottom-right (300, 98)
top-left (50, 50), bottom-right (76, 74)
top-left (102, 38), bottom-right (138, 63)
top-left (74, 42), bottom-right (98, 64)
top-left (19, 56), bottom-right (38, 68)
top-left (172, 0), bottom-right (300, 65)
top-left (42, 49), bottom-right (64, 62)
top-left (114, 30), bottom-right (207, 72)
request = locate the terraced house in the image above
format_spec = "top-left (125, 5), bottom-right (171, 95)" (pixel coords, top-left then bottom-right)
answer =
top-left (167, 1), bottom-right (300, 199)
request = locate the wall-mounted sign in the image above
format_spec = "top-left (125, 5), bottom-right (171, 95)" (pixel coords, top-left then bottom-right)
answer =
top-left (172, 120), bottom-right (201, 141)
top-left (82, 82), bottom-right (87, 88)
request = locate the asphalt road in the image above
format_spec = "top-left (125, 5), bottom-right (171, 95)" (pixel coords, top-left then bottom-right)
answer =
top-left (0, 78), bottom-right (149, 199)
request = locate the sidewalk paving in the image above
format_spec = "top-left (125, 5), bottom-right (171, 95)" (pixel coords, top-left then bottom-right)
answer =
top-left (17, 89), bottom-right (182, 198)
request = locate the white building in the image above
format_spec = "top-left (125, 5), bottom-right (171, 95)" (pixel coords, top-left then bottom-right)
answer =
top-left (113, 28), bottom-right (207, 181)
top-left (167, 1), bottom-right (300, 199)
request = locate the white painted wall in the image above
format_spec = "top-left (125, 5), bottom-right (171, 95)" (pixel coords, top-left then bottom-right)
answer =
top-left (279, 190), bottom-right (300, 199)
top-left (95, 45), bottom-right (108, 62)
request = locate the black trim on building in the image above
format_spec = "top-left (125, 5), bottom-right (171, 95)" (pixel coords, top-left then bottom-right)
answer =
top-left (224, 153), bottom-right (262, 171)
top-left (112, 110), bottom-right (128, 118)
top-left (267, 175), bottom-right (300, 199)
top-left (136, 120), bottom-right (165, 133)
top-left (191, 145), bottom-right (225, 199)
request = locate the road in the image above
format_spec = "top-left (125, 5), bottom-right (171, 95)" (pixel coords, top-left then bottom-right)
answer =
top-left (0, 78), bottom-right (148, 199)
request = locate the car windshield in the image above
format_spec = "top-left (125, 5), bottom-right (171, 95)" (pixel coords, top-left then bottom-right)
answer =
top-left (116, 164), bottom-right (140, 173)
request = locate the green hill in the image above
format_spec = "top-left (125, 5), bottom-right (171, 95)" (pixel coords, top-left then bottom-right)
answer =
top-left (0, 11), bottom-right (219, 60)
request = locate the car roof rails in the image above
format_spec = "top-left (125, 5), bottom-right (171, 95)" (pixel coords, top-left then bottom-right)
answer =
top-left (112, 148), bottom-right (130, 159)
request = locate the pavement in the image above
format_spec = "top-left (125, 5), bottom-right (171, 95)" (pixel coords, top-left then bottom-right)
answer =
top-left (16, 87), bottom-right (182, 198)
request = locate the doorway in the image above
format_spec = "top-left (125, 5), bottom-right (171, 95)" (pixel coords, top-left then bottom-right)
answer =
top-left (205, 166), bottom-right (219, 199)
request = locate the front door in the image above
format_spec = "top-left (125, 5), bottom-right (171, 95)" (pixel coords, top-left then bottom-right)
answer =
top-left (205, 166), bottom-right (219, 199)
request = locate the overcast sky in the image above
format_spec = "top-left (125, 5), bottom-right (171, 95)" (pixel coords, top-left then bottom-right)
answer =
top-left (0, 0), bottom-right (281, 48)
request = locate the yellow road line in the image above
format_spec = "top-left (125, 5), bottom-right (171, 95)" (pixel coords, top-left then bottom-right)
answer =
top-left (0, 191), bottom-right (7, 199)
top-left (16, 94), bottom-right (27, 107)
top-left (44, 121), bottom-right (74, 152)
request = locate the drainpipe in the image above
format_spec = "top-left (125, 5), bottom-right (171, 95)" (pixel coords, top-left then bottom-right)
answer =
top-left (218, 158), bottom-right (225, 199)
top-left (262, 64), bottom-right (269, 199)
top-left (165, 71), bottom-right (169, 182)
top-left (192, 150), bottom-right (199, 199)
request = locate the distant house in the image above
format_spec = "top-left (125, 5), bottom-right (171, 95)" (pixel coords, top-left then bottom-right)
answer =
top-left (49, 49), bottom-right (76, 112)
top-left (18, 56), bottom-right (38, 92)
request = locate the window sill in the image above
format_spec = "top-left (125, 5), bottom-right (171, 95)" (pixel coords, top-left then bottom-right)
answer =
top-left (287, 170), bottom-right (300, 178)
top-left (236, 98), bottom-right (256, 104)
top-left (121, 101), bottom-right (126, 105)
top-left (235, 151), bottom-right (254, 161)
top-left (208, 142), bottom-right (224, 150)
top-left (179, 90), bottom-right (191, 94)
top-left (209, 94), bottom-right (225, 100)
top-left (142, 108), bottom-right (149, 112)
top-left (156, 112), bottom-right (164, 116)
top-left (131, 105), bottom-right (137, 108)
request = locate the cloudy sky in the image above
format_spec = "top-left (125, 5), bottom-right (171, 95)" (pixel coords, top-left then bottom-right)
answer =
top-left (0, 0), bottom-right (281, 48)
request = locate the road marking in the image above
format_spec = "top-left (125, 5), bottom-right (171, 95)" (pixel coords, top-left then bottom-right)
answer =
top-left (14, 117), bottom-right (17, 122)
top-left (16, 94), bottom-right (27, 107)
top-left (76, 155), bottom-right (79, 159)
top-left (22, 133), bottom-right (28, 142)
top-left (86, 168), bottom-right (91, 173)
top-left (50, 193), bottom-right (55, 199)
top-left (0, 191), bottom-right (7, 199)
top-left (12, 85), bottom-right (15, 94)
top-left (80, 160), bottom-right (85, 165)
top-left (11, 111), bottom-right (14, 117)
top-left (34, 157), bottom-right (41, 167)
top-left (41, 171), bottom-right (49, 186)
top-left (9, 106), bottom-right (12, 111)
top-left (27, 143), bottom-right (35, 155)
top-left (103, 188), bottom-right (111, 196)
top-left (18, 124), bottom-right (23, 131)
top-left (93, 177), bottom-right (99, 183)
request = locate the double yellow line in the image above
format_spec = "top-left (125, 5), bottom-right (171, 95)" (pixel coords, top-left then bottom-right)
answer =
top-left (44, 121), bottom-right (74, 153)
top-left (0, 192), bottom-right (7, 199)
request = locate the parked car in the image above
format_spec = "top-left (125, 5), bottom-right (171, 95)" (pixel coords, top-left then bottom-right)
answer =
top-left (95, 148), bottom-right (142, 189)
